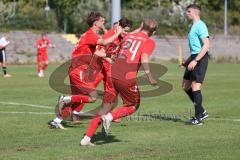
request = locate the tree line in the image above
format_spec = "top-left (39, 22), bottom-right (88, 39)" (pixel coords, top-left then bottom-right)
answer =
top-left (1, 0), bottom-right (240, 35)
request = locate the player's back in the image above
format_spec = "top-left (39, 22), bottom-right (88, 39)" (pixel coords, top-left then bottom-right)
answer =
top-left (111, 32), bottom-right (155, 82)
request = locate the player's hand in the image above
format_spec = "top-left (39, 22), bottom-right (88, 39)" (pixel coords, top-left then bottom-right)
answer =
top-left (111, 54), bottom-right (117, 61)
top-left (105, 57), bottom-right (114, 64)
top-left (179, 60), bottom-right (186, 68)
top-left (94, 49), bottom-right (106, 57)
top-left (101, 25), bottom-right (107, 33)
top-left (187, 60), bottom-right (197, 70)
top-left (115, 26), bottom-right (123, 36)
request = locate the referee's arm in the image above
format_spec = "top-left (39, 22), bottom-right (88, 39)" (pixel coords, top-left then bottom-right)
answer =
top-left (188, 37), bottom-right (210, 70)
top-left (194, 37), bottom-right (210, 62)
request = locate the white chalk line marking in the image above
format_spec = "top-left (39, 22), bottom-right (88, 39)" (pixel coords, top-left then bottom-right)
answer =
top-left (0, 111), bottom-right (240, 122)
top-left (0, 101), bottom-right (240, 122)
top-left (0, 101), bottom-right (52, 109)
top-left (0, 111), bottom-right (54, 115)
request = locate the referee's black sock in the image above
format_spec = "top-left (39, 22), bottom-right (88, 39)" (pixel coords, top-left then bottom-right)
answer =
top-left (185, 88), bottom-right (194, 103)
top-left (193, 90), bottom-right (205, 118)
top-left (2, 67), bottom-right (7, 75)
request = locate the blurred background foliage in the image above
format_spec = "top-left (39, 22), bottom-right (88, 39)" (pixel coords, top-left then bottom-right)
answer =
top-left (0, 0), bottom-right (240, 35)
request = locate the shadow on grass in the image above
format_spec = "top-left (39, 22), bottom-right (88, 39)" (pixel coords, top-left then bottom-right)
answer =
top-left (92, 132), bottom-right (121, 145)
top-left (126, 113), bottom-right (187, 124)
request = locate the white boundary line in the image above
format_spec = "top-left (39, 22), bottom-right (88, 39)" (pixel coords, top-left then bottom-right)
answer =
top-left (0, 101), bottom-right (240, 122)
top-left (0, 111), bottom-right (54, 115)
top-left (0, 101), bottom-right (52, 109)
top-left (0, 111), bottom-right (240, 122)
top-left (208, 118), bottom-right (240, 122)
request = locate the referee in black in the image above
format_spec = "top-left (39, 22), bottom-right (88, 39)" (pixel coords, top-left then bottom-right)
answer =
top-left (182, 4), bottom-right (210, 125)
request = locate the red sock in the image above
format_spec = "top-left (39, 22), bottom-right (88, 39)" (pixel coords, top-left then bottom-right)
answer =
top-left (73, 103), bottom-right (85, 112)
top-left (42, 63), bottom-right (48, 70)
top-left (71, 95), bottom-right (90, 103)
top-left (60, 106), bottom-right (72, 119)
top-left (85, 116), bottom-right (101, 138)
top-left (111, 106), bottom-right (136, 120)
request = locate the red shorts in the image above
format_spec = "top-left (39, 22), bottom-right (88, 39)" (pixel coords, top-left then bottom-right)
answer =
top-left (69, 66), bottom-right (103, 95)
top-left (111, 78), bottom-right (140, 106)
top-left (103, 77), bottom-right (117, 103)
top-left (37, 52), bottom-right (48, 62)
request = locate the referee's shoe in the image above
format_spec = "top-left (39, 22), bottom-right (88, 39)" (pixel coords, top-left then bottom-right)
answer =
top-left (187, 117), bottom-right (203, 125)
top-left (200, 110), bottom-right (208, 121)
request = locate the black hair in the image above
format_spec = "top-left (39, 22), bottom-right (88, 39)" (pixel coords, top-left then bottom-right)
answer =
top-left (119, 17), bottom-right (133, 28)
top-left (86, 11), bottom-right (103, 27)
top-left (186, 4), bottom-right (201, 11)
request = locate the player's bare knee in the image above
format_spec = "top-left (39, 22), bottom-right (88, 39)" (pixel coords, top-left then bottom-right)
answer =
top-left (191, 82), bottom-right (202, 91)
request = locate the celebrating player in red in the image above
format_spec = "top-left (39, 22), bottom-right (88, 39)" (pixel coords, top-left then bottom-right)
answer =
top-left (49, 11), bottom-right (122, 129)
top-left (71, 17), bottom-right (133, 123)
top-left (80, 19), bottom-right (158, 146)
top-left (36, 33), bottom-right (55, 77)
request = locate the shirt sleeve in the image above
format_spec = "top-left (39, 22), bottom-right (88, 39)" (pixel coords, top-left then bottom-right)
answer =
top-left (142, 39), bottom-right (156, 56)
top-left (87, 32), bottom-right (99, 45)
top-left (198, 22), bottom-right (209, 39)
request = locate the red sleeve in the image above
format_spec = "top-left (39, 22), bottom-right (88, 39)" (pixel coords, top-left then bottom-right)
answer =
top-left (103, 28), bottom-right (115, 39)
top-left (142, 39), bottom-right (156, 56)
top-left (87, 32), bottom-right (99, 45)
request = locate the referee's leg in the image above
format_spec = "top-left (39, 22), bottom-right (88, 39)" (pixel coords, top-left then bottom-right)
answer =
top-left (192, 81), bottom-right (205, 119)
top-left (182, 79), bottom-right (194, 102)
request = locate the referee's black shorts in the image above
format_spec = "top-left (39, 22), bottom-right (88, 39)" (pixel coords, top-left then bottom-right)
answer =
top-left (0, 49), bottom-right (7, 63)
top-left (183, 53), bottom-right (209, 83)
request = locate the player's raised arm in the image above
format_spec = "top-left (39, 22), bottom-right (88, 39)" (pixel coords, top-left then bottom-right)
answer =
top-left (97, 26), bottom-right (122, 46)
top-left (94, 47), bottom-right (107, 57)
top-left (48, 43), bottom-right (56, 48)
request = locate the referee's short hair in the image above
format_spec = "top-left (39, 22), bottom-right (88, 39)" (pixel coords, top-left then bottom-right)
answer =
top-left (186, 4), bottom-right (201, 11)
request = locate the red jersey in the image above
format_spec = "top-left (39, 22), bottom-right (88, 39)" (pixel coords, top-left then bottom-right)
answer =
top-left (71, 29), bottom-right (100, 70)
top-left (36, 39), bottom-right (50, 54)
top-left (111, 32), bottom-right (156, 82)
top-left (70, 28), bottom-right (102, 84)
top-left (72, 29), bottom-right (99, 58)
top-left (100, 28), bottom-right (122, 77)
top-left (102, 28), bottom-right (122, 56)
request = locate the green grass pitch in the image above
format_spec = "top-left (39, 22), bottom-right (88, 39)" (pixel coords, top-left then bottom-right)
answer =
top-left (0, 62), bottom-right (240, 160)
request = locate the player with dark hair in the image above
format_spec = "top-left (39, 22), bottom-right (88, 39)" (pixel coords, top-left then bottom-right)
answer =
top-left (35, 33), bottom-right (55, 77)
top-left (80, 19), bottom-right (157, 146)
top-left (71, 17), bottom-right (134, 123)
top-left (49, 11), bottom-right (122, 129)
top-left (182, 4), bottom-right (210, 125)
